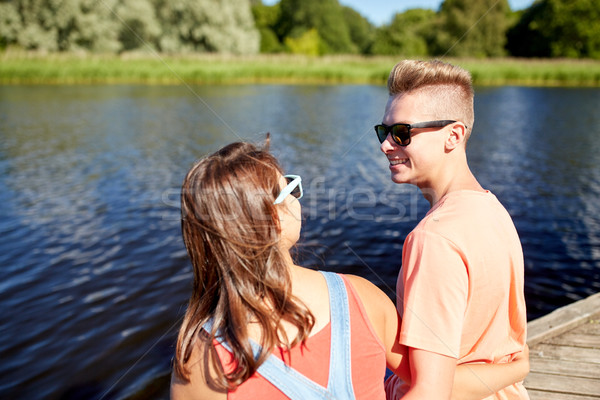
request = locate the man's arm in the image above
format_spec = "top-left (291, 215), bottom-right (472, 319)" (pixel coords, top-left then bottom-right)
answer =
top-left (452, 345), bottom-right (530, 400)
top-left (393, 346), bottom-right (530, 400)
top-left (401, 347), bottom-right (457, 400)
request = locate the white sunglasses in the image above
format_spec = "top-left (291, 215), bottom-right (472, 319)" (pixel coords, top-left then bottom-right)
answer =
top-left (274, 175), bottom-right (303, 205)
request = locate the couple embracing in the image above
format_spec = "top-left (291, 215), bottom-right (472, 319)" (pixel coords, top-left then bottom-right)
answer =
top-left (170, 60), bottom-right (529, 400)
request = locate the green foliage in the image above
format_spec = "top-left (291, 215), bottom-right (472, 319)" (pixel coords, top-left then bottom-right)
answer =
top-left (252, 1), bottom-right (280, 28)
top-left (276, 0), bottom-right (356, 54)
top-left (2, 0), bottom-right (122, 52)
top-left (506, 3), bottom-right (549, 57)
top-left (370, 9), bottom-right (435, 56)
top-left (252, 2), bottom-right (283, 53)
top-left (507, 0), bottom-right (600, 59)
top-left (342, 6), bottom-right (374, 54)
top-left (252, 0), bottom-right (374, 55)
top-left (1, 0), bottom-right (599, 59)
top-left (0, 3), bottom-right (23, 49)
top-left (284, 28), bottom-right (320, 56)
top-left (69, 0), bottom-right (122, 53)
top-left (1, 0), bottom-right (259, 54)
top-left (152, 0), bottom-right (259, 54)
top-left (257, 27), bottom-right (283, 53)
top-left (116, 0), bottom-right (161, 51)
top-left (432, 0), bottom-right (510, 57)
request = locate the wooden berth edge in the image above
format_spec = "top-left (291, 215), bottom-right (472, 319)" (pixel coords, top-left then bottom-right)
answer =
top-left (526, 293), bottom-right (600, 346)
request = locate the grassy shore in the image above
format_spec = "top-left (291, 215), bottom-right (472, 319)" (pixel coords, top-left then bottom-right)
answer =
top-left (2, 51), bottom-right (600, 86)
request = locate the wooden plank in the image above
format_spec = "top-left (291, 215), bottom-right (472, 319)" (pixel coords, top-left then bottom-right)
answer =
top-left (530, 343), bottom-right (600, 364)
top-left (524, 372), bottom-right (600, 397)
top-left (544, 331), bottom-right (600, 348)
top-left (575, 320), bottom-right (600, 335)
top-left (525, 296), bottom-right (600, 399)
top-left (527, 389), bottom-right (600, 400)
top-left (528, 293), bottom-right (600, 346)
top-left (528, 357), bottom-right (599, 379)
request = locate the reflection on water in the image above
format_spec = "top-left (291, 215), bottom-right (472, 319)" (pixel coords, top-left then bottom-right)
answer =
top-left (0, 84), bottom-right (599, 399)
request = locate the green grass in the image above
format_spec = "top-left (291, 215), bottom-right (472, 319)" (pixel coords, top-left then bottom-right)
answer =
top-left (457, 58), bottom-right (600, 86)
top-left (2, 51), bottom-right (600, 86)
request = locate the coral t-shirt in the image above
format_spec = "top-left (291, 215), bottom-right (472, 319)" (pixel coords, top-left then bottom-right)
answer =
top-left (216, 274), bottom-right (387, 399)
top-left (394, 190), bottom-right (529, 399)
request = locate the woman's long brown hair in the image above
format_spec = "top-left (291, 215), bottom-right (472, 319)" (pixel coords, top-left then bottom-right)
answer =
top-left (173, 139), bottom-right (315, 389)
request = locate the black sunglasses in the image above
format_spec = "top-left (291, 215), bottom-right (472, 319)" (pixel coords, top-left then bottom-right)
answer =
top-left (374, 120), bottom-right (457, 146)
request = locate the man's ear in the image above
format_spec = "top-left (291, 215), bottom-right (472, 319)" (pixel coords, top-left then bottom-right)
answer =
top-left (445, 123), bottom-right (467, 150)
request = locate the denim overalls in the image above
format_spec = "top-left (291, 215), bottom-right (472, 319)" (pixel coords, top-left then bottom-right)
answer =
top-left (205, 271), bottom-right (356, 399)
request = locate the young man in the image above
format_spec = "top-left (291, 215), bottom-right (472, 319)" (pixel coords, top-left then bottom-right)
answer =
top-left (377, 60), bottom-right (529, 399)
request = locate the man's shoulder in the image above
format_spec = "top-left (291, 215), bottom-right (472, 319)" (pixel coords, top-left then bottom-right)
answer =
top-left (409, 190), bottom-right (517, 247)
top-left (431, 190), bottom-right (511, 224)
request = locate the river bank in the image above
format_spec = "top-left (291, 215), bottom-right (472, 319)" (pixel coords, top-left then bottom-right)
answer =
top-left (2, 51), bottom-right (600, 86)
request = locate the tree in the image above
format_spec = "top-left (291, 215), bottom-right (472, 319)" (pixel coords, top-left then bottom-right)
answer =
top-left (507, 0), bottom-right (600, 59)
top-left (4, 0), bottom-right (122, 52)
top-left (284, 28), bottom-right (320, 56)
top-left (251, 1), bottom-right (283, 53)
top-left (0, 2), bottom-right (23, 49)
top-left (115, 0), bottom-right (161, 52)
top-left (276, 0), bottom-right (356, 54)
top-left (153, 0), bottom-right (259, 54)
top-left (431, 0), bottom-right (511, 57)
top-left (1, 0), bottom-right (259, 54)
top-left (370, 9), bottom-right (435, 56)
top-left (342, 6), bottom-right (374, 55)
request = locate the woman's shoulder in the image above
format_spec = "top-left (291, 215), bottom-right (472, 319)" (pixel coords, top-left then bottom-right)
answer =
top-left (340, 274), bottom-right (399, 353)
top-left (340, 274), bottom-right (396, 320)
top-left (342, 274), bottom-right (393, 304)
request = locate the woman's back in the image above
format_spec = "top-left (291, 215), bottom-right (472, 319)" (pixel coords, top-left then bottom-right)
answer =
top-left (172, 269), bottom-right (393, 400)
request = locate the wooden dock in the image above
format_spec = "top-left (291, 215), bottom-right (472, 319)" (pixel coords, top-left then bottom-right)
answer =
top-left (524, 293), bottom-right (600, 399)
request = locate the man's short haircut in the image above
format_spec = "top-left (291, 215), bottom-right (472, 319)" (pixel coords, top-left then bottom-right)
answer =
top-left (387, 60), bottom-right (475, 139)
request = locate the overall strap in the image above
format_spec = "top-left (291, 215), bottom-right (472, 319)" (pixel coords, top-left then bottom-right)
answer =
top-left (321, 271), bottom-right (356, 399)
top-left (202, 271), bottom-right (356, 399)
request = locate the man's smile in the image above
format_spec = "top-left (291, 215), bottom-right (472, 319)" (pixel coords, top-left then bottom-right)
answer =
top-left (388, 158), bottom-right (408, 166)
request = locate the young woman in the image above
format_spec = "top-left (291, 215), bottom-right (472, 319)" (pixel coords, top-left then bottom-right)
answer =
top-left (170, 138), bottom-right (529, 400)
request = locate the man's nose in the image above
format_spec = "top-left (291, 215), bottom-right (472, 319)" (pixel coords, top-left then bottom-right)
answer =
top-left (380, 133), bottom-right (395, 153)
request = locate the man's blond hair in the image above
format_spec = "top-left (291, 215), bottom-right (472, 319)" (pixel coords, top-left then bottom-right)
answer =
top-left (387, 60), bottom-right (475, 139)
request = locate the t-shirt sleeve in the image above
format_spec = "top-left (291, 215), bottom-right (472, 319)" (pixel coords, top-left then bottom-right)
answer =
top-left (399, 229), bottom-right (468, 358)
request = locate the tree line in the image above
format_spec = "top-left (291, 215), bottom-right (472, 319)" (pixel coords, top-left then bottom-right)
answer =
top-left (1, 0), bottom-right (598, 59)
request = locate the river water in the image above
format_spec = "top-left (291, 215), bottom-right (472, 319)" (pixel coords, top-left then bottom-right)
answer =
top-left (1, 84), bottom-right (599, 399)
